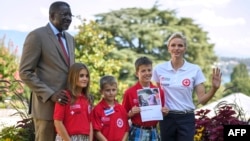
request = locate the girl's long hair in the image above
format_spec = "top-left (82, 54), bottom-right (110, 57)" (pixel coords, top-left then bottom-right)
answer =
top-left (67, 63), bottom-right (93, 106)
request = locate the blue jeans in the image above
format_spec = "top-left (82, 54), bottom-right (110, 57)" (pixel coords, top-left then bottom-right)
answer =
top-left (129, 124), bottom-right (160, 141)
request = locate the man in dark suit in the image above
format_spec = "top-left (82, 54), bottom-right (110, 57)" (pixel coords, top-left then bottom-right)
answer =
top-left (19, 1), bottom-right (75, 141)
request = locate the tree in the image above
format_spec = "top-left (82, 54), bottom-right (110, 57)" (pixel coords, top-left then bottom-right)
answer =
top-left (224, 63), bottom-right (250, 96)
top-left (74, 19), bottom-right (129, 102)
top-left (231, 63), bottom-right (249, 81)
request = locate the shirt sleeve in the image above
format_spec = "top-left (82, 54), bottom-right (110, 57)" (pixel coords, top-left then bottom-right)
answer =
top-left (53, 91), bottom-right (70, 120)
top-left (194, 66), bottom-right (206, 86)
top-left (91, 106), bottom-right (103, 131)
top-left (152, 66), bottom-right (160, 83)
top-left (53, 102), bottom-right (66, 120)
top-left (121, 90), bottom-right (131, 112)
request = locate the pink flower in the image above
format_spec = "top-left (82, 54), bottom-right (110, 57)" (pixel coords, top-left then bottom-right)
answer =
top-left (14, 71), bottom-right (21, 80)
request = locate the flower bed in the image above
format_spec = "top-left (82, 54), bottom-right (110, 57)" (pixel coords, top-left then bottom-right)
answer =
top-left (194, 101), bottom-right (249, 141)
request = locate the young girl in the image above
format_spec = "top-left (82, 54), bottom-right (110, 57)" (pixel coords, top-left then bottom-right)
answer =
top-left (54, 63), bottom-right (93, 141)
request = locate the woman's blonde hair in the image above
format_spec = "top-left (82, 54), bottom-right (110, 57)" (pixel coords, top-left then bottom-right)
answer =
top-left (167, 32), bottom-right (187, 48)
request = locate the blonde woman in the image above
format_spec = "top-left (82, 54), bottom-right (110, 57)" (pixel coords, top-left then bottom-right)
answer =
top-left (152, 32), bottom-right (222, 141)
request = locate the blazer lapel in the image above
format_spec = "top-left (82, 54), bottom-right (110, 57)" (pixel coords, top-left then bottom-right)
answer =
top-left (46, 24), bottom-right (69, 66)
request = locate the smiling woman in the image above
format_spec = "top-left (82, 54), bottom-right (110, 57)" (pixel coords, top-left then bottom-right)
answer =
top-left (152, 32), bottom-right (222, 141)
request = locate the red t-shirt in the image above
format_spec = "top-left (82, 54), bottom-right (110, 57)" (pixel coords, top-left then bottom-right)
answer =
top-left (53, 91), bottom-right (91, 136)
top-left (122, 81), bottom-right (165, 127)
top-left (91, 99), bottom-right (129, 141)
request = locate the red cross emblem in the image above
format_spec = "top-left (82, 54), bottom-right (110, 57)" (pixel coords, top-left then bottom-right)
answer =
top-left (182, 79), bottom-right (190, 86)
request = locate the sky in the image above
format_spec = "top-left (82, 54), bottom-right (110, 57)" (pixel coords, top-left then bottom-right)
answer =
top-left (0, 0), bottom-right (249, 58)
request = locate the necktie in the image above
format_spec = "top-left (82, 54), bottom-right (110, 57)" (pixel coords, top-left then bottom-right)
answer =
top-left (57, 33), bottom-right (69, 65)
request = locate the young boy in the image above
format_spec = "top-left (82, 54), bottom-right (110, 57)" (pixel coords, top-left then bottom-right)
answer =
top-left (122, 56), bottom-right (168, 141)
top-left (91, 75), bottom-right (129, 141)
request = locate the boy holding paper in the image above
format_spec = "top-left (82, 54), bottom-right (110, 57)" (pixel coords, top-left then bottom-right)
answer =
top-left (122, 56), bottom-right (169, 141)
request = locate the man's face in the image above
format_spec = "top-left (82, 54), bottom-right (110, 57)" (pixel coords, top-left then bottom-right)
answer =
top-left (50, 5), bottom-right (72, 32)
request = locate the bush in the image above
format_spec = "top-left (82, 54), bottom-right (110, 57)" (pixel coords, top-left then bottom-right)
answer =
top-left (0, 37), bottom-right (20, 102)
top-left (194, 101), bottom-right (249, 141)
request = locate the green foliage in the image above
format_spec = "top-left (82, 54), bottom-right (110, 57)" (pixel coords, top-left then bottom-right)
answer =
top-left (74, 19), bottom-right (129, 102)
top-left (0, 36), bottom-right (29, 104)
top-left (0, 36), bottom-right (19, 80)
top-left (95, 6), bottom-right (217, 67)
top-left (0, 125), bottom-right (33, 141)
top-left (95, 7), bottom-right (176, 56)
top-left (0, 126), bottom-right (23, 141)
top-left (231, 63), bottom-right (249, 80)
top-left (224, 63), bottom-right (250, 96)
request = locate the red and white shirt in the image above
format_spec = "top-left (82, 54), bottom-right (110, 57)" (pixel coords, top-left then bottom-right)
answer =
top-left (91, 99), bottom-right (129, 141)
top-left (152, 60), bottom-right (205, 111)
top-left (53, 91), bottom-right (91, 136)
top-left (122, 81), bottom-right (165, 127)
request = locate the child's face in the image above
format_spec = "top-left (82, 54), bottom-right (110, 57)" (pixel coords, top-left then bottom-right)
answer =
top-left (76, 69), bottom-right (89, 88)
top-left (136, 64), bottom-right (152, 86)
top-left (101, 84), bottom-right (117, 103)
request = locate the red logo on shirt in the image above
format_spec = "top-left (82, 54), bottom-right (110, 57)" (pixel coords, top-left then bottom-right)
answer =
top-left (133, 99), bottom-right (138, 104)
top-left (101, 117), bottom-right (110, 122)
top-left (182, 79), bottom-right (190, 87)
top-left (117, 118), bottom-right (123, 128)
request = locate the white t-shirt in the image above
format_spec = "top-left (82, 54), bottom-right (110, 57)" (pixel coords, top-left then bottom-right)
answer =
top-left (152, 60), bottom-right (205, 111)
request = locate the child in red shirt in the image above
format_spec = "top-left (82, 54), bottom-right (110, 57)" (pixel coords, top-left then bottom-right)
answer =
top-left (54, 63), bottom-right (93, 141)
top-left (91, 75), bottom-right (129, 141)
top-left (122, 56), bottom-right (169, 141)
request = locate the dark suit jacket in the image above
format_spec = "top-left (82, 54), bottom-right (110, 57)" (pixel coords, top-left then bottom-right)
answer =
top-left (19, 23), bottom-right (75, 120)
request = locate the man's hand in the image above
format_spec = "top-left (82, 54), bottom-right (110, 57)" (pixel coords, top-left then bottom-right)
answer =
top-left (50, 90), bottom-right (69, 105)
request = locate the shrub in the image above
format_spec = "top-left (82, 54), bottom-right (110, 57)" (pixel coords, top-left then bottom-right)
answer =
top-left (0, 37), bottom-right (20, 102)
top-left (194, 101), bottom-right (249, 141)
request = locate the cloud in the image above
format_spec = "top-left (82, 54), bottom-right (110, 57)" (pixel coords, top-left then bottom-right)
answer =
top-left (196, 9), bottom-right (246, 27)
top-left (40, 7), bottom-right (49, 18)
top-left (220, 37), bottom-right (250, 49)
top-left (213, 36), bottom-right (250, 58)
top-left (164, 0), bottom-right (231, 8)
top-left (16, 24), bottom-right (31, 32)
